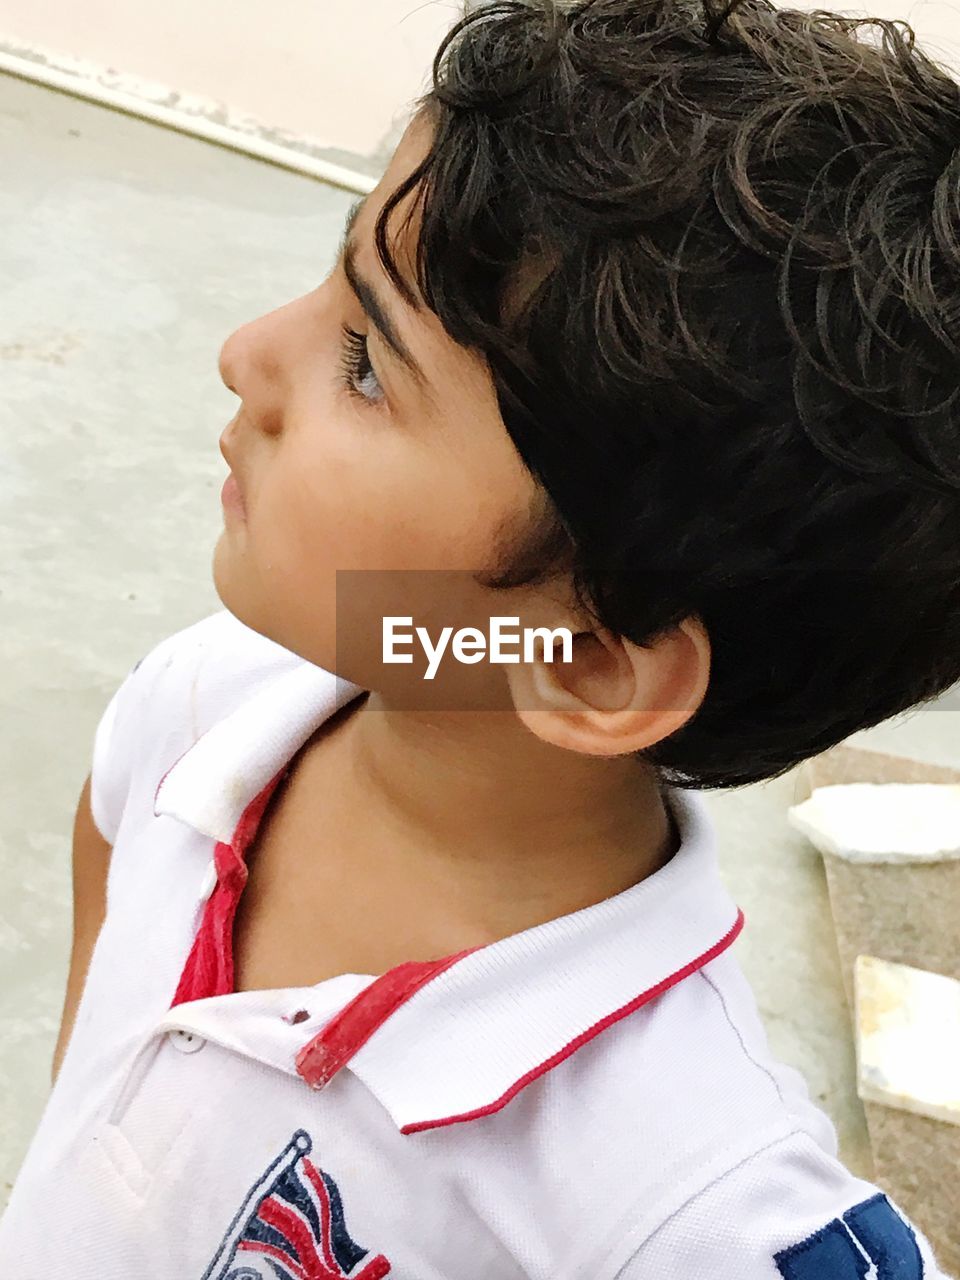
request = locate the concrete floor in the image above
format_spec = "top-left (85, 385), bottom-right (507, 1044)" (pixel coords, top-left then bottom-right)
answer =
top-left (2, 71), bottom-right (958, 1211)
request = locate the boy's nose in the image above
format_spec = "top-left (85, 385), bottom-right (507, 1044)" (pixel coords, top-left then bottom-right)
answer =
top-left (217, 309), bottom-right (295, 448)
top-left (218, 306), bottom-right (287, 404)
top-left (218, 323), bottom-right (249, 398)
top-left (217, 295), bottom-right (310, 408)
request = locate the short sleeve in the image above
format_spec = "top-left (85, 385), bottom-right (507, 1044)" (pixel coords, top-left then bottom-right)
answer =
top-left (615, 1130), bottom-right (953, 1280)
top-left (87, 622), bottom-right (199, 845)
top-left (86, 609), bottom-right (260, 844)
top-left (88, 656), bottom-right (149, 846)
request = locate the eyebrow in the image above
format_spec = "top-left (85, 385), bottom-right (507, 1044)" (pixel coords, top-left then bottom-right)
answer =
top-left (338, 196), bottom-right (429, 392)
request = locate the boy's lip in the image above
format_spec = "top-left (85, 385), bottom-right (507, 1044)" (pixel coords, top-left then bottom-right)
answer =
top-left (219, 432), bottom-right (245, 503)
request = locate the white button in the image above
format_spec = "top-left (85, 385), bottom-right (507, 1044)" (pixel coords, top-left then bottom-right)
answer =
top-left (198, 862), bottom-right (218, 901)
top-left (168, 1028), bottom-right (205, 1054)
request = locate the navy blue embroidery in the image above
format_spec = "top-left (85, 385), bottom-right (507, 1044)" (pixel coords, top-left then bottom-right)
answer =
top-left (775, 1194), bottom-right (923, 1280)
top-left (775, 1221), bottom-right (871, 1280)
top-left (844, 1195), bottom-right (924, 1280)
top-left (202, 1130), bottom-right (392, 1279)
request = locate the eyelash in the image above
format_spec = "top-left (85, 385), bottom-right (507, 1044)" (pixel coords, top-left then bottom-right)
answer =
top-left (337, 324), bottom-right (385, 406)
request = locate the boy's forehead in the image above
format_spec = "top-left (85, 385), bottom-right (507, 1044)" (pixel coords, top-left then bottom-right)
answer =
top-left (357, 110), bottom-right (552, 337)
top-left (356, 112), bottom-right (434, 295)
top-left (341, 122), bottom-right (500, 412)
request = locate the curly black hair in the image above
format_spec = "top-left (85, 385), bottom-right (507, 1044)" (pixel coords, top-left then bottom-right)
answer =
top-left (371, 0), bottom-right (960, 790)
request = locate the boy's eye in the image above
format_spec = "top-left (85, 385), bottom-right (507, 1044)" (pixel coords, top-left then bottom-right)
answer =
top-left (338, 324), bottom-right (386, 407)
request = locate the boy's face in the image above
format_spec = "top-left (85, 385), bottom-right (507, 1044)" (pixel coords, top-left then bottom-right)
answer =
top-left (213, 113), bottom-right (567, 705)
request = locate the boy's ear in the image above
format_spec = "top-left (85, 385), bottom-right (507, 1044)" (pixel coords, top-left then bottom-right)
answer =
top-left (503, 614), bottom-right (711, 757)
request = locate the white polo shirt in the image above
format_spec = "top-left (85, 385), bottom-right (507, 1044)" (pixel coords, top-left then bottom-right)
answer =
top-left (0, 609), bottom-right (950, 1279)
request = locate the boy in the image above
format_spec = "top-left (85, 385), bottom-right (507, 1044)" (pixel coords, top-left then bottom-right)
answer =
top-left (2, 0), bottom-right (958, 1275)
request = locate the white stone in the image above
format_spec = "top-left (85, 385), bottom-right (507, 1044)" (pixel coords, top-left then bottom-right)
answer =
top-left (855, 955), bottom-right (960, 1127)
top-left (787, 783), bottom-right (960, 863)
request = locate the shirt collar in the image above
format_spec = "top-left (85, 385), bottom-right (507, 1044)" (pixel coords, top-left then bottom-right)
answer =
top-left (154, 655), bottom-right (743, 1135)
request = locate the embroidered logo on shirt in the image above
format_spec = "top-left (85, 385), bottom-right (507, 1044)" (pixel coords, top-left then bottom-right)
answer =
top-left (774, 1192), bottom-right (923, 1279)
top-left (202, 1129), bottom-right (392, 1280)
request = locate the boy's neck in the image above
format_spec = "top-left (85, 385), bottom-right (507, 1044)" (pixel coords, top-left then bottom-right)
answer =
top-left (294, 690), bottom-right (679, 943)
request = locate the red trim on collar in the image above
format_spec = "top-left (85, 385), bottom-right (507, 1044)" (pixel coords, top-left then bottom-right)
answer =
top-left (169, 766), bottom-right (290, 1007)
top-left (295, 947), bottom-right (482, 1090)
top-left (396, 908), bottom-right (745, 1134)
top-left (295, 904), bottom-right (745, 1122)
top-left (167, 748), bottom-right (745, 1132)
